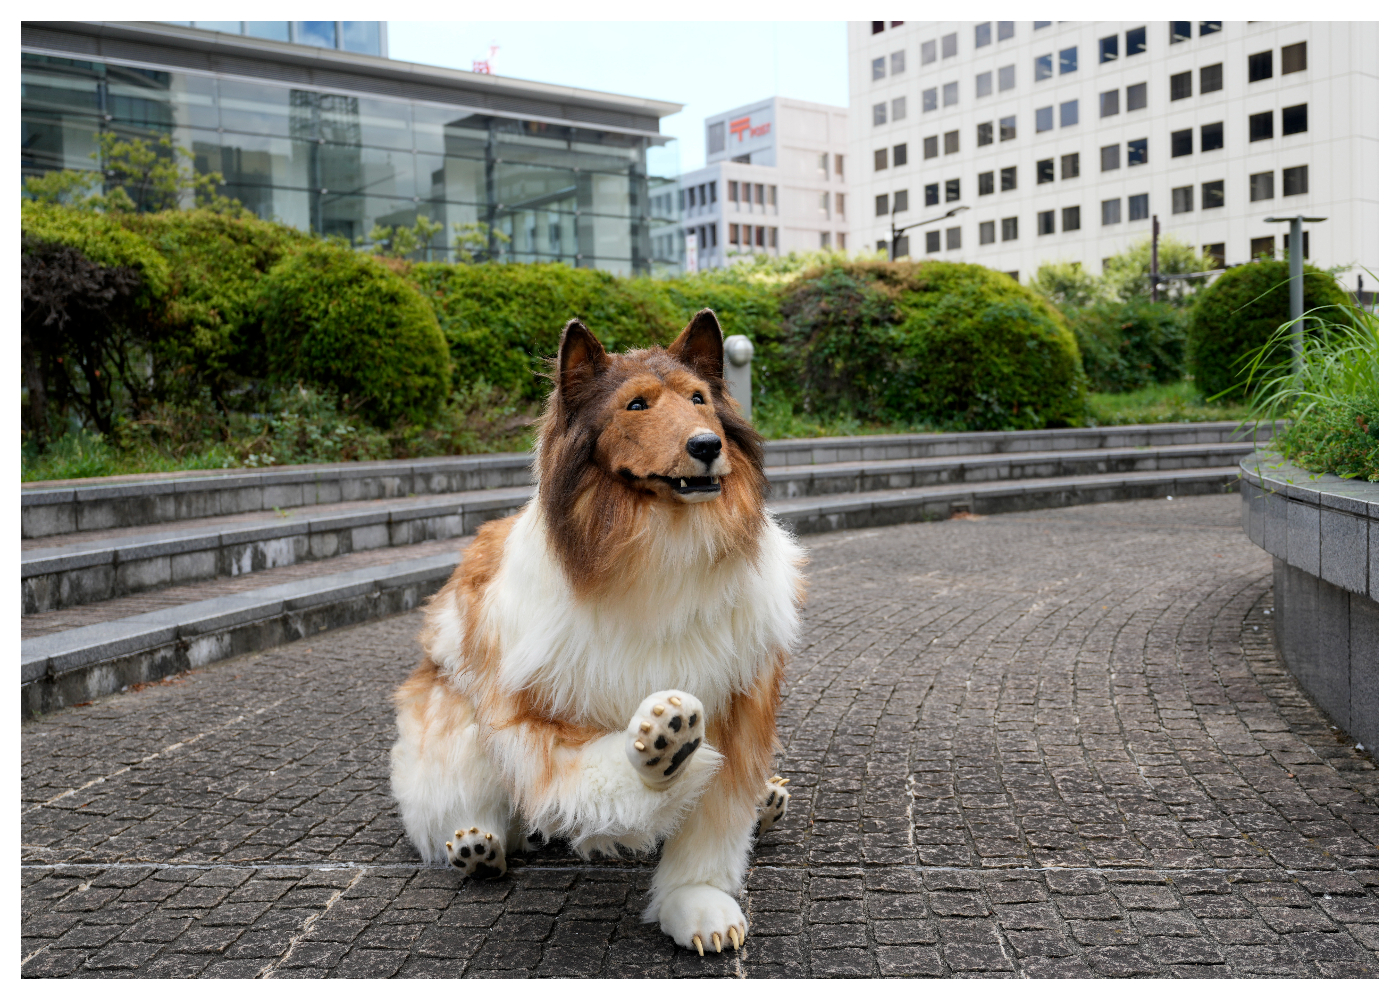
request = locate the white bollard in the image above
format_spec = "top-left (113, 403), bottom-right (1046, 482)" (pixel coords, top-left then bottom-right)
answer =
top-left (723, 334), bottom-right (753, 421)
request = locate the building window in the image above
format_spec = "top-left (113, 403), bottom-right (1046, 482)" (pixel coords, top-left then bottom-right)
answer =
top-left (708, 121), bottom-right (726, 155)
top-left (1171, 21), bottom-right (1192, 43)
top-left (923, 87), bottom-right (938, 112)
top-left (1101, 144), bottom-right (1121, 171)
top-left (998, 20), bottom-right (1015, 41)
top-left (872, 56), bottom-right (886, 80)
top-left (742, 224), bottom-right (753, 245)
top-left (820, 231), bottom-right (832, 249)
top-left (975, 22), bottom-right (991, 47)
top-left (1037, 158), bottom-right (1054, 184)
top-left (925, 183), bottom-right (940, 206)
top-left (1000, 116), bottom-right (1017, 141)
top-left (1282, 41), bottom-right (1307, 74)
top-left (1249, 50), bottom-right (1273, 82)
top-left (1100, 89), bottom-right (1120, 117)
top-left (1249, 111), bottom-right (1274, 142)
top-left (1250, 171), bottom-right (1275, 201)
top-left (1171, 71), bottom-right (1192, 101)
top-left (729, 181), bottom-right (740, 203)
top-left (1203, 179), bottom-right (1225, 209)
top-left (1202, 242), bottom-right (1224, 267)
top-left (892, 96), bottom-right (907, 121)
top-left (924, 135), bottom-right (939, 159)
top-left (946, 179), bottom-right (961, 201)
top-left (977, 122), bottom-right (994, 146)
top-left (1126, 26), bottom-right (1146, 56)
top-left (978, 171), bottom-right (995, 196)
top-left (1171, 129), bottom-right (1193, 157)
top-left (836, 192), bottom-right (845, 217)
top-left (891, 50), bottom-right (906, 74)
top-left (1172, 185), bottom-right (1194, 214)
top-left (1061, 152), bottom-right (1080, 178)
top-left (977, 71), bottom-right (993, 98)
top-left (926, 230), bottom-right (941, 253)
top-left (943, 33), bottom-right (958, 58)
top-left (1127, 83), bottom-right (1147, 111)
top-left (743, 182), bottom-right (752, 203)
top-left (1283, 165), bottom-right (1309, 196)
top-left (873, 102), bottom-right (888, 126)
top-left (1282, 104), bottom-right (1308, 135)
top-left (944, 81), bottom-right (960, 106)
top-left (755, 226), bottom-right (765, 248)
top-left (769, 185), bottom-right (778, 207)
top-left (729, 223), bottom-right (739, 245)
top-left (921, 39), bottom-right (938, 65)
top-left (893, 143), bottom-right (907, 166)
top-left (1037, 210), bottom-right (1055, 235)
top-left (999, 65), bottom-right (1016, 91)
top-left (945, 130), bottom-right (960, 154)
top-left (894, 189), bottom-right (909, 212)
top-left (1127, 138), bottom-right (1147, 165)
top-left (1035, 20), bottom-right (1051, 29)
top-left (1201, 63), bottom-right (1223, 93)
top-left (1128, 193), bottom-right (1149, 220)
top-left (1102, 198), bottom-right (1122, 225)
top-left (947, 226), bottom-right (962, 249)
top-left (875, 148), bottom-right (888, 170)
top-left (872, 21), bottom-right (884, 34)
top-left (1036, 54), bottom-right (1053, 81)
top-left (979, 220), bottom-right (996, 244)
top-left (1061, 46), bottom-right (1078, 73)
top-left (836, 154), bottom-right (845, 178)
top-left (1002, 216), bottom-right (1019, 241)
top-left (1060, 99), bottom-right (1079, 127)
top-left (755, 184), bottom-right (765, 207)
top-left (1251, 236), bottom-right (1276, 260)
top-left (1200, 21), bottom-right (1222, 36)
top-left (1001, 166), bottom-right (1017, 191)
top-left (1201, 121), bottom-right (1224, 151)
top-left (1283, 230), bottom-right (1309, 258)
top-left (1035, 106), bottom-right (1053, 132)
top-left (1062, 206), bottom-right (1081, 231)
top-left (875, 194), bottom-right (890, 216)
top-left (1100, 34), bottom-right (1118, 63)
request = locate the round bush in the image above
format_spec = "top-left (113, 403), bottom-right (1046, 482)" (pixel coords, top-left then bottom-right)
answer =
top-left (1188, 260), bottom-right (1351, 399)
top-left (1068, 299), bottom-right (1188, 394)
top-left (260, 244), bottom-right (451, 428)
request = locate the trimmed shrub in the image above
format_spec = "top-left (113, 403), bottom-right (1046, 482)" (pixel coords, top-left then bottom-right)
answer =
top-left (1188, 260), bottom-right (1351, 399)
top-left (259, 244), bottom-right (451, 428)
top-left (21, 202), bottom-right (171, 302)
top-left (1068, 299), bottom-right (1188, 393)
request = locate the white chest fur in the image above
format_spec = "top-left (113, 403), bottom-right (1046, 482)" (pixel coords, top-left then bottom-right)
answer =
top-left (434, 501), bottom-right (803, 729)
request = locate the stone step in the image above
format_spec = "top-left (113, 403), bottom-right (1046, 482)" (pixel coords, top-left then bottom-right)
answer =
top-left (21, 421), bottom-right (1274, 539)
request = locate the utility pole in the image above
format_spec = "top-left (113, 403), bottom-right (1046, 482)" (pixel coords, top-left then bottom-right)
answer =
top-left (1264, 214), bottom-right (1327, 372)
top-left (1150, 215), bottom-right (1160, 302)
top-left (887, 204), bottom-right (968, 261)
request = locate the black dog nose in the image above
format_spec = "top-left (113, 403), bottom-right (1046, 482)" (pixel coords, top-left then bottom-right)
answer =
top-left (686, 433), bottom-right (723, 464)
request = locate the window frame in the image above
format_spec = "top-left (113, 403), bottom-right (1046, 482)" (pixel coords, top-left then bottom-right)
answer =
top-left (1201, 121), bottom-right (1224, 152)
top-left (1202, 179), bottom-right (1225, 209)
top-left (1101, 198), bottom-right (1122, 225)
top-left (1171, 128), bottom-right (1193, 158)
top-left (1248, 50), bottom-right (1273, 82)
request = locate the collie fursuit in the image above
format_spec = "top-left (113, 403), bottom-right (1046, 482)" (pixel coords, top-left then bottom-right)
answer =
top-left (390, 309), bottom-right (805, 954)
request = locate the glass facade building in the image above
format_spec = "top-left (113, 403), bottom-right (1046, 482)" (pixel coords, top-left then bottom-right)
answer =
top-left (21, 22), bottom-right (682, 275)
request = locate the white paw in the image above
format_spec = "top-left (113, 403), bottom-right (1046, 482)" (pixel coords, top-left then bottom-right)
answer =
top-left (658, 884), bottom-right (748, 955)
top-left (446, 826), bottom-right (507, 880)
top-left (757, 774), bottom-right (791, 835)
top-left (625, 689), bottom-right (705, 789)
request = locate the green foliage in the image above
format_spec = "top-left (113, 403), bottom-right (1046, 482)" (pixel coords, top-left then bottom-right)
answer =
top-left (363, 214), bottom-right (443, 259)
top-left (1086, 380), bottom-right (1250, 426)
top-left (1067, 299), bottom-right (1188, 393)
top-left (1029, 261), bottom-right (1101, 308)
top-left (20, 201), bottom-right (170, 302)
top-left (1276, 394), bottom-right (1378, 481)
top-left (452, 221), bottom-right (513, 262)
top-left (1188, 260), bottom-right (1353, 399)
top-left (259, 244), bottom-right (452, 428)
top-left (1101, 234), bottom-right (1213, 302)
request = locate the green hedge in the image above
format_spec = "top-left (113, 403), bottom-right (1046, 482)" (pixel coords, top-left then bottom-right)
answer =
top-left (1068, 299), bottom-right (1188, 394)
top-left (1188, 260), bottom-right (1352, 399)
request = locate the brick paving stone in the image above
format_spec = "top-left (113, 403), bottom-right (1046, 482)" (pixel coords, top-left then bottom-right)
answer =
top-left (20, 495), bottom-right (1379, 978)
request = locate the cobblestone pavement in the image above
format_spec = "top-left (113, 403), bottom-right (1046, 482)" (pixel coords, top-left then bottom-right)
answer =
top-left (21, 494), bottom-right (1379, 978)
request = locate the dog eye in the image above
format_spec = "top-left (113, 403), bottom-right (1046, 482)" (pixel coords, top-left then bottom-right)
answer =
top-left (691, 392), bottom-right (705, 405)
top-left (627, 398), bottom-right (647, 411)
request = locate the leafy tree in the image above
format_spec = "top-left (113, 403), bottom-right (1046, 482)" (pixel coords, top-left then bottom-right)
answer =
top-left (23, 133), bottom-right (241, 215)
top-left (1101, 234), bottom-right (1213, 302)
top-left (1029, 261), bottom-right (1101, 308)
top-left (452, 220), bottom-right (511, 262)
top-left (362, 214), bottom-right (443, 259)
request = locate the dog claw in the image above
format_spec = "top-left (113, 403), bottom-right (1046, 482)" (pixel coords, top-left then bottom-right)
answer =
top-left (468, 827), bottom-right (478, 834)
top-left (652, 704), bottom-right (665, 716)
top-left (454, 830), bottom-right (465, 839)
top-left (729, 926), bottom-right (742, 950)
top-left (668, 695), bottom-right (683, 706)
top-left (640, 722), bottom-right (652, 733)
top-left (634, 740), bottom-right (647, 750)
top-left (712, 932), bottom-right (723, 953)
top-left (693, 935), bottom-right (704, 955)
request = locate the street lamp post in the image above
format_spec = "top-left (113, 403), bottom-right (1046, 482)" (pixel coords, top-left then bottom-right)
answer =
top-left (889, 204), bottom-right (970, 261)
top-left (1263, 213), bottom-right (1328, 372)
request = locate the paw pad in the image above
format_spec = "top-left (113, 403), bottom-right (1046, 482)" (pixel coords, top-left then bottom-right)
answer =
top-left (445, 826), bottom-right (507, 880)
top-left (627, 690), bottom-right (705, 788)
top-left (757, 774), bottom-right (790, 835)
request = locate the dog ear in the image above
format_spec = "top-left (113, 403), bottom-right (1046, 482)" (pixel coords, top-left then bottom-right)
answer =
top-left (668, 309), bottom-right (725, 383)
top-left (558, 319), bottom-right (608, 399)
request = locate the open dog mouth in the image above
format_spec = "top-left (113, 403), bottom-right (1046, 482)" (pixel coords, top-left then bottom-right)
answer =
top-left (650, 474), bottom-right (722, 496)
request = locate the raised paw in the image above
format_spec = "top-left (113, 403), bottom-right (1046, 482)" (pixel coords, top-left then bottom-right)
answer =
top-left (445, 826), bottom-right (507, 880)
top-left (658, 883), bottom-right (748, 955)
top-left (625, 689), bottom-right (705, 789)
top-left (757, 774), bottom-right (791, 835)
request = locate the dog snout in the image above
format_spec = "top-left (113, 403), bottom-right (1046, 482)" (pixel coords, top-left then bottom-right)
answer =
top-left (686, 433), bottom-right (723, 465)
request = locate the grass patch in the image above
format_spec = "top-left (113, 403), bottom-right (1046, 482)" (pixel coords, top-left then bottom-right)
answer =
top-left (1087, 380), bottom-right (1251, 427)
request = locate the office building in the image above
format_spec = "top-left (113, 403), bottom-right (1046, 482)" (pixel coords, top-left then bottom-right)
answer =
top-left (848, 21), bottom-right (1378, 286)
top-left (671, 96), bottom-right (848, 270)
top-left (21, 21), bottom-right (682, 275)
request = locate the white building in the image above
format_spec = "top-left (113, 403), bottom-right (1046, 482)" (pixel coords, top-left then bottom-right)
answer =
top-left (672, 97), bottom-right (849, 270)
top-left (847, 20), bottom-right (1378, 286)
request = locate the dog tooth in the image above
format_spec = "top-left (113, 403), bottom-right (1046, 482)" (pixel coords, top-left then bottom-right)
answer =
top-left (634, 740), bottom-right (646, 751)
top-left (679, 478), bottom-right (687, 487)
top-left (693, 935), bottom-right (704, 955)
top-left (668, 696), bottom-right (682, 706)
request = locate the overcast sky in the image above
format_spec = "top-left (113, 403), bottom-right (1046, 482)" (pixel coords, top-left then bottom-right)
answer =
top-left (387, 21), bottom-right (850, 174)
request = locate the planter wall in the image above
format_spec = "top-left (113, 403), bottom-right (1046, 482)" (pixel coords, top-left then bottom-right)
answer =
top-left (1240, 455), bottom-right (1379, 756)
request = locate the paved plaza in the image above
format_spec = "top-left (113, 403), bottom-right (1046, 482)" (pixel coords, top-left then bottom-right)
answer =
top-left (20, 494), bottom-right (1379, 978)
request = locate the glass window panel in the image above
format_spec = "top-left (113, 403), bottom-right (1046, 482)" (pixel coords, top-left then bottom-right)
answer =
top-left (295, 22), bottom-right (337, 49)
top-left (1102, 198), bottom-right (1121, 225)
top-left (218, 78), bottom-right (294, 136)
top-left (976, 72), bottom-right (992, 98)
top-left (341, 22), bottom-right (381, 56)
top-left (1126, 82), bottom-right (1147, 111)
top-left (1201, 121), bottom-right (1224, 151)
top-left (975, 22), bottom-right (991, 47)
top-left (1126, 26), bottom-right (1146, 55)
top-left (921, 40), bottom-right (937, 65)
top-left (998, 21), bottom-right (1015, 41)
top-left (1036, 107), bottom-right (1053, 132)
top-left (1127, 138), bottom-right (1147, 165)
top-left (246, 22), bottom-right (290, 42)
top-left (193, 22), bottom-right (240, 33)
top-left (1203, 180), bottom-right (1224, 208)
top-left (1060, 46), bottom-right (1078, 73)
top-left (1201, 63), bottom-right (1223, 93)
top-left (999, 65), bottom-right (1015, 91)
top-left (923, 88), bottom-right (938, 112)
top-left (1061, 153), bottom-right (1079, 178)
top-left (943, 81), bottom-right (959, 106)
top-left (1035, 54), bottom-right (1053, 81)
top-left (1200, 22), bottom-right (1222, 36)
top-left (1060, 99), bottom-right (1078, 127)
top-left (1062, 206), bottom-right (1080, 231)
top-left (942, 33), bottom-right (957, 58)
top-left (1171, 21), bottom-right (1192, 43)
